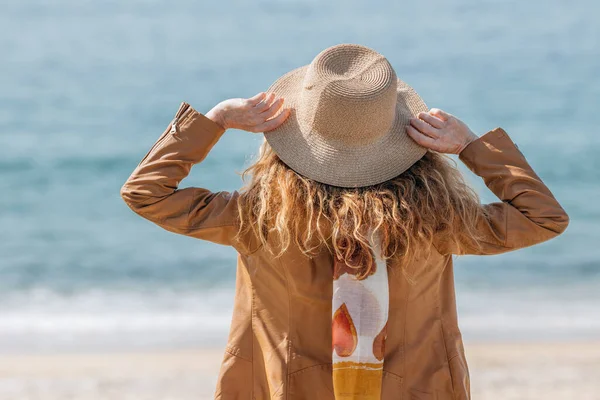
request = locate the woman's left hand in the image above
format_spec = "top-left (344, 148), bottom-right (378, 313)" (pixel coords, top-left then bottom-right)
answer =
top-left (406, 108), bottom-right (479, 154)
top-left (206, 92), bottom-right (291, 133)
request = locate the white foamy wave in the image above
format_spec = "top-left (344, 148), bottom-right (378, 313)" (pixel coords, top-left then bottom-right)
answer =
top-left (458, 285), bottom-right (600, 342)
top-left (1, 284), bottom-right (599, 353)
top-left (0, 288), bottom-right (235, 353)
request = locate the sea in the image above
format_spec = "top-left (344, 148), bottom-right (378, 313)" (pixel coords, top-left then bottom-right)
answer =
top-left (1, 0), bottom-right (599, 353)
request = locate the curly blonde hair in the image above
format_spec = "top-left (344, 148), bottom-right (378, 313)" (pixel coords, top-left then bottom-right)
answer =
top-left (236, 140), bottom-right (483, 278)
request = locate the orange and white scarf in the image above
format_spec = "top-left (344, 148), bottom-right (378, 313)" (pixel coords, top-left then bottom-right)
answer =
top-left (332, 234), bottom-right (388, 399)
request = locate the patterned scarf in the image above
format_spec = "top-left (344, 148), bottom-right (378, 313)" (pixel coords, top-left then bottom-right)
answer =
top-left (332, 234), bottom-right (389, 399)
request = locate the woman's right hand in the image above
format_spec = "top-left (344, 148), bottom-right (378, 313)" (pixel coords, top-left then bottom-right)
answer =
top-left (206, 92), bottom-right (291, 133)
top-left (406, 108), bottom-right (479, 154)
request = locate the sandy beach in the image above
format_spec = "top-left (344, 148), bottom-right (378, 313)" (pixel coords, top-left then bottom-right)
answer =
top-left (1, 342), bottom-right (598, 400)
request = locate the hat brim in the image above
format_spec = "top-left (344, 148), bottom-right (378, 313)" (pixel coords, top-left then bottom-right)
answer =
top-left (264, 65), bottom-right (429, 188)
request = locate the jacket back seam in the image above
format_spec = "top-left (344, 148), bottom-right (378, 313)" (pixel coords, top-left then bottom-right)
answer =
top-left (251, 280), bottom-right (255, 399)
top-left (436, 269), bottom-right (458, 399)
top-left (276, 255), bottom-right (292, 400)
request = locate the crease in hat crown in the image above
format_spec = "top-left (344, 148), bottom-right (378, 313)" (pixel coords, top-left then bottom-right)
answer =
top-left (264, 43), bottom-right (429, 188)
top-left (298, 44), bottom-right (399, 147)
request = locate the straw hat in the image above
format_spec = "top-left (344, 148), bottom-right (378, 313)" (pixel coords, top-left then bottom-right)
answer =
top-left (264, 44), bottom-right (429, 188)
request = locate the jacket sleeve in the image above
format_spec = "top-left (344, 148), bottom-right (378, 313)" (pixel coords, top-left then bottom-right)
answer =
top-left (435, 128), bottom-right (569, 255)
top-left (120, 102), bottom-right (251, 253)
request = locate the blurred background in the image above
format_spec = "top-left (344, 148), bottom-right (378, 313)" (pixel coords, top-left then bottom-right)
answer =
top-left (1, 0), bottom-right (598, 399)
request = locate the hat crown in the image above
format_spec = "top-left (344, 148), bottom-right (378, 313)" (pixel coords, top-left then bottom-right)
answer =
top-left (264, 43), bottom-right (429, 188)
top-left (298, 44), bottom-right (398, 146)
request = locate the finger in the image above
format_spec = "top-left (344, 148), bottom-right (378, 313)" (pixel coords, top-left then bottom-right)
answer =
top-left (258, 108), bottom-right (291, 132)
top-left (261, 97), bottom-right (285, 119)
top-left (255, 92), bottom-right (276, 112)
top-left (247, 92), bottom-right (267, 106)
top-left (417, 112), bottom-right (445, 129)
top-left (406, 125), bottom-right (437, 149)
top-left (429, 108), bottom-right (452, 121)
top-left (410, 117), bottom-right (439, 138)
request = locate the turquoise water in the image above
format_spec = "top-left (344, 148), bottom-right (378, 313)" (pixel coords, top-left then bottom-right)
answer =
top-left (1, 0), bottom-right (599, 351)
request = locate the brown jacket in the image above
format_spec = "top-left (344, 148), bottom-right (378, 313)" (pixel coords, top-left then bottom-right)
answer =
top-left (121, 103), bottom-right (569, 400)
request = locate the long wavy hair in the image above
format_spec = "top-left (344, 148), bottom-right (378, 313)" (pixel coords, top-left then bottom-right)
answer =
top-left (236, 140), bottom-right (484, 278)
